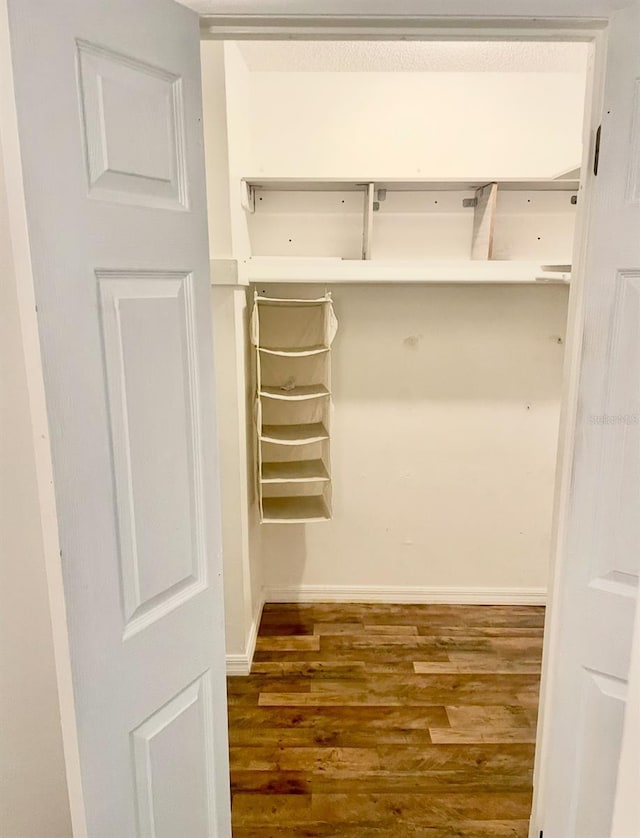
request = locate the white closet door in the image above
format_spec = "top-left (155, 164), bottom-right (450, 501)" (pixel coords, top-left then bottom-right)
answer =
top-left (6, 0), bottom-right (230, 835)
top-left (539, 4), bottom-right (640, 836)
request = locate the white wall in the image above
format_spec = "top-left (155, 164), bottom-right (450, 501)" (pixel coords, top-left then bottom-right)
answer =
top-left (224, 42), bottom-right (253, 257)
top-left (246, 71), bottom-right (586, 179)
top-left (202, 41), bottom-right (263, 666)
top-left (262, 283), bottom-right (568, 598)
top-left (0, 128), bottom-right (71, 838)
top-left (201, 41), bottom-right (233, 259)
top-left (210, 286), bottom-right (263, 663)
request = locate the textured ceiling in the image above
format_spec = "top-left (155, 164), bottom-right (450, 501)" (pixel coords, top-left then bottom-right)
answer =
top-left (236, 40), bottom-right (589, 73)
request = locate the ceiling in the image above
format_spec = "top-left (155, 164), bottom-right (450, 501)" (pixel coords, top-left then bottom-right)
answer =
top-left (236, 40), bottom-right (589, 73)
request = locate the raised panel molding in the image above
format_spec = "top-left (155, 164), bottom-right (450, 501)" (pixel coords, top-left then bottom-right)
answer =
top-left (131, 672), bottom-right (217, 838)
top-left (592, 270), bottom-right (640, 581)
top-left (97, 270), bottom-right (207, 638)
top-left (572, 669), bottom-right (628, 838)
top-left (76, 40), bottom-right (188, 210)
top-left (627, 79), bottom-right (640, 205)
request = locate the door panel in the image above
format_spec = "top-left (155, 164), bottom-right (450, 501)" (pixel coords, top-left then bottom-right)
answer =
top-left (131, 672), bottom-right (217, 838)
top-left (7, 0), bottom-right (231, 834)
top-left (77, 40), bottom-right (189, 210)
top-left (98, 271), bottom-right (208, 636)
top-left (573, 672), bottom-right (627, 838)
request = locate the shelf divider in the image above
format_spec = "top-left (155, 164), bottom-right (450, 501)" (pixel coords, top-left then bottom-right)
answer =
top-left (261, 495), bottom-right (330, 524)
top-left (362, 182), bottom-right (375, 260)
top-left (260, 384), bottom-right (330, 401)
top-left (261, 459), bottom-right (330, 483)
top-left (259, 344), bottom-right (330, 357)
top-left (261, 422), bottom-right (329, 445)
top-left (471, 182), bottom-right (498, 260)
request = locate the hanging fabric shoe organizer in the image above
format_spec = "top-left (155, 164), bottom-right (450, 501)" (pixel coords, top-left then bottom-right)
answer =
top-left (251, 291), bottom-right (338, 523)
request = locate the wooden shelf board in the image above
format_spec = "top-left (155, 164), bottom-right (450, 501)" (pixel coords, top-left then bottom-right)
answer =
top-left (261, 422), bottom-right (329, 445)
top-left (244, 176), bottom-right (580, 193)
top-left (260, 384), bottom-right (330, 401)
top-left (261, 495), bottom-right (330, 523)
top-left (262, 459), bottom-right (330, 483)
top-left (244, 258), bottom-right (571, 285)
top-left (259, 343), bottom-right (330, 357)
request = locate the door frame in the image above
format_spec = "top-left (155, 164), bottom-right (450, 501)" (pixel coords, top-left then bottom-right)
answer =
top-left (199, 11), bottom-right (611, 838)
top-left (2, 1), bottom-right (626, 835)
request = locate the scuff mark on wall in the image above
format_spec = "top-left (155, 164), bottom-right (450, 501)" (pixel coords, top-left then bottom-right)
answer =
top-left (403, 334), bottom-right (423, 349)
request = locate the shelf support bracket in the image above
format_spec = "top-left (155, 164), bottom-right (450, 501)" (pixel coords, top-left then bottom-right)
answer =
top-left (362, 182), bottom-right (375, 260)
top-left (241, 180), bottom-right (256, 213)
top-left (471, 182), bottom-right (498, 260)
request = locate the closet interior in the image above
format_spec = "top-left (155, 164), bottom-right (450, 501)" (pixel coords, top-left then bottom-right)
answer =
top-left (200, 39), bottom-right (590, 668)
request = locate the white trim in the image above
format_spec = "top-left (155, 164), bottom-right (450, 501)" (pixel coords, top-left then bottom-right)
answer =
top-left (226, 592), bottom-right (265, 675)
top-left (197, 10), bottom-right (610, 41)
top-left (265, 585), bottom-right (547, 606)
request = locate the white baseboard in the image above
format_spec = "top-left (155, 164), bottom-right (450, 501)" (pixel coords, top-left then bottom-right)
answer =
top-left (264, 585), bottom-right (547, 606)
top-left (226, 592), bottom-right (265, 676)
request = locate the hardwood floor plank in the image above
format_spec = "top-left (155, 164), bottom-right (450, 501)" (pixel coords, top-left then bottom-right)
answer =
top-left (228, 603), bottom-right (541, 834)
top-left (445, 705), bottom-right (534, 729)
top-left (230, 725), bottom-right (436, 747)
top-left (232, 823), bottom-right (531, 838)
top-left (231, 746), bottom-right (381, 774)
top-left (319, 634), bottom-right (460, 648)
top-left (309, 792), bottom-right (534, 824)
top-left (413, 660), bottom-right (541, 675)
top-left (227, 678), bottom-right (311, 695)
top-left (373, 743), bottom-right (535, 773)
top-left (230, 770), bottom-right (310, 795)
top-left (250, 660), bottom-right (417, 677)
top-left (232, 791), bottom-right (533, 827)
top-left (417, 625), bottom-right (544, 638)
top-left (308, 772), bottom-right (534, 795)
top-left (258, 691), bottom-right (413, 707)
top-left (228, 705), bottom-right (450, 731)
top-left (256, 636), bottom-right (321, 652)
top-left (429, 729), bottom-right (537, 744)
top-left (312, 622), bottom-right (366, 635)
top-left (362, 624), bottom-right (420, 635)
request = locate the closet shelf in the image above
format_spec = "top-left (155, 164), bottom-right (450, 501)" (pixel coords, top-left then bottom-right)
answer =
top-left (259, 344), bottom-right (330, 357)
top-left (260, 384), bottom-right (330, 401)
top-left (261, 422), bottom-right (329, 445)
top-left (243, 176), bottom-right (580, 193)
top-left (243, 258), bottom-right (571, 285)
top-left (261, 495), bottom-right (331, 523)
top-left (262, 459), bottom-right (330, 483)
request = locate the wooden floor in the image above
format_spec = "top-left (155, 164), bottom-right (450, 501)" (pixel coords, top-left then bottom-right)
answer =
top-left (227, 603), bottom-right (544, 837)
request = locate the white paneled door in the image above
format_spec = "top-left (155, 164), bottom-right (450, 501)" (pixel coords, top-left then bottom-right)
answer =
top-left (540, 3), bottom-right (640, 837)
top-left (7, 0), bottom-right (230, 835)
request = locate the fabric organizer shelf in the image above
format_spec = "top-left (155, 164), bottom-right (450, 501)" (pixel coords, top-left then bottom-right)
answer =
top-left (251, 291), bottom-right (338, 523)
